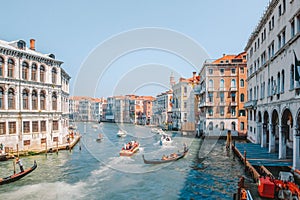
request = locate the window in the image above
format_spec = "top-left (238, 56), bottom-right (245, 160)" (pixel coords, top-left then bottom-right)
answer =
top-left (231, 92), bottom-right (236, 102)
top-left (40, 65), bottom-right (45, 82)
top-left (208, 68), bottom-right (213, 75)
top-left (52, 92), bottom-right (57, 110)
top-left (231, 79), bottom-right (236, 88)
top-left (208, 108), bottom-right (213, 116)
top-left (32, 90), bottom-right (38, 110)
top-left (208, 122), bottom-right (213, 130)
top-left (231, 107), bottom-right (236, 116)
top-left (208, 92), bottom-right (213, 103)
top-left (184, 101), bottom-right (187, 108)
top-left (231, 68), bottom-right (236, 74)
top-left (220, 79), bottom-right (224, 90)
top-left (240, 67), bottom-right (244, 73)
top-left (32, 121), bottom-right (38, 132)
top-left (231, 122), bottom-right (236, 131)
top-left (8, 59), bottom-right (14, 78)
top-left (22, 89), bottom-right (29, 110)
top-left (297, 15), bottom-right (300, 33)
top-left (22, 62), bottom-right (29, 80)
top-left (278, 34), bottom-right (282, 49)
top-left (220, 122), bottom-right (225, 130)
top-left (40, 91), bottom-right (46, 110)
top-left (240, 79), bottom-right (244, 87)
top-left (291, 65), bottom-right (295, 90)
top-left (209, 79), bottom-right (213, 89)
top-left (282, 30), bottom-right (286, 46)
top-left (279, 4), bottom-right (282, 16)
top-left (240, 122), bottom-right (245, 131)
top-left (41, 121), bottom-right (46, 132)
top-left (220, 107), bottom-right (224, 116)
top-left (8, 88), bottom-right (15, 109)
top-left (0, 122), bottom-right (5, 135)
top-left (52, 68), bottom-right (57, 84)
top-left (240, 93), bottom-right (245, 102)
top-left (281, 70), bottom-right (285, 93)
top-left (184, 87), bottom-right (187, 95)
top-left (239, 110), bottom-right (246, 116)
top-left (23, 121), bottom-right (30, 133)
top-left (9, 122), bottom-right (16, 134)
top-left (0, 87), bottom-right (3, 109)
top-left (31, 63), bottom-right (37, 81)
top-left (0, 57), bottom-right (3, 77)
top-left (220, 92), bottom-right (224, 102)
top-left (277, 73), bottom-right (280, 94)
top-left (220, 68), bottom-right (224, 75)
top-left (53, 120), bottom-right (58, 131)
top-left (291, 20), bottom-right (295, 38)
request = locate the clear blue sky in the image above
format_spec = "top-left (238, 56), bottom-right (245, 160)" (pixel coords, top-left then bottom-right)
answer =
top-left (1, 0), bottom-right (270, 97)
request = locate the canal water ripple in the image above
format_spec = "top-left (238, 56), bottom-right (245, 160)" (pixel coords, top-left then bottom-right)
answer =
top-left (0, 122), bottom-right (253, 200)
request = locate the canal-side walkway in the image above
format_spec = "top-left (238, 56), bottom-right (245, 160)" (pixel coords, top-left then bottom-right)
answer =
top-left (234, 142), bottom-right (292, 167)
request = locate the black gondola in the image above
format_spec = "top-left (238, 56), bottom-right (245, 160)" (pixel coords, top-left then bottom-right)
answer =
top-left (0, 160), bottom-right (37, 185)
top-left (142, 148), bottom-right (189, 164)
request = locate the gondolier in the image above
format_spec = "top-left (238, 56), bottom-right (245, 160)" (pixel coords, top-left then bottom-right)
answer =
top-left (16, 157), bottom-right (24, 172)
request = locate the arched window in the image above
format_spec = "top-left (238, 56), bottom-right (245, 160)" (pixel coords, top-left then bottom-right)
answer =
top-left (8, 88), bottom-right (15, 109)
top-left (281, 70), bottom-right (284, 93)
top-left (8, 58), bottom-right (14, 78)
top-left (240, 93), bottom-right (245, 102)
top-left (240, 79), bottom-right (244, 87)
top-left (22, 89), bottom-right (29, 109)
top-left (231, 79), bottom-right (236, 88)
top-left (0, 57), bottom-right (4, 77)
top-left (40, 91), bottom-right (46, 110)
top-left (208, 122), bottom-right (213, 130)
top-left (52, 68), bottom-right (57, 84)
top-left (22, 62), bottom-right (29, 80)
top-left (209, 79), bottom-right (213, 89)
top-left (32, 90), bottom-right (38, 110)
top-left (231, 122), bottom-right (236, 131)
top-left (40, 65), bottom-right (45, 82)
top-left (220, 79), bottom-right (224, 89)
top-left (31, 63), bottom-right (37, 81)
top-left (220, 121), bottom-right (225, 130)
top-left (0, 87), bottom-right (4, 109)
top-left (291, 65), bottom-right (295, 90)
top-left (277, 72), bottom-right (280, 94)
top-left (52, 92), bottom-right (57, 110)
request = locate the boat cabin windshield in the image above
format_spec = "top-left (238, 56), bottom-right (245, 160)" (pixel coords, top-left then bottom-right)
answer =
top-left (278, 172), bottom-right (294, 183)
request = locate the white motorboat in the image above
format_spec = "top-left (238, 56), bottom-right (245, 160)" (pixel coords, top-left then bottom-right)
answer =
top-left (160, 134), bottom-right (172, 145)
top-left (117, 129), bottom-right (127, 137)
top-left (151, 128), bottom-right (164, 135)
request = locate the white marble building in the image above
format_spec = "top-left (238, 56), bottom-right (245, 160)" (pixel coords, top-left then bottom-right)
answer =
top-left (0, 38), bottom-right (70, 152)
top-left (245, 0), bottom-right (300, 169)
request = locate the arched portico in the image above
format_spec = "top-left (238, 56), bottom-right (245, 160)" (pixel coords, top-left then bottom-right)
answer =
top-left (280, 109), bottom-right (293, 159)
top-left (293, 111), bottom-right (300, 169)
top-left (262, 111), bottom-right (269, 148)
top-left (269, 109), bottom-right (279, 153)
top-left (257, 111), bottom-right (262, 145)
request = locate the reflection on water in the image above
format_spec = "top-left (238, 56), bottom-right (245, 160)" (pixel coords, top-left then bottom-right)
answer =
top-left (0, 122), bottom-right (256, 199)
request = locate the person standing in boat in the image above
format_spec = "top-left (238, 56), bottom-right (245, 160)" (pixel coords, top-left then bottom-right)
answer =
top-left (16, 157), bottom-right (24, 172)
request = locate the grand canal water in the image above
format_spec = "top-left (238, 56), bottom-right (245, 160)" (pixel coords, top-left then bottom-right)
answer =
top-left (0, 122), bottom-right (258, 200)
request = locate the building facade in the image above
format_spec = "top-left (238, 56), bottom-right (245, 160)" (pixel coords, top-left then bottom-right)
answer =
top-left (245, 0), bottom-right (300, 169)
top-left (198, 53), bottom-right (247, 136)
top-left (0, 39), bottom-right (70, 152)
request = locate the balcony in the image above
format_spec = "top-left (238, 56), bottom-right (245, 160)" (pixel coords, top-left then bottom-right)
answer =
top-left (198, 101), bottom-right (214, 107)
top-left (244, 100), bottom-right (257, 109)
top-left (230, 87), bottom-right (237, 92)
top-left (230, 101), bottom-right (237, 106)
top-left (219, 102), bottom-right (226, 106)
top-left (200, 87), bottom-right (206, 94)
top-left (207, 87), bottom-right (214, 92)
top-left (219, 87), bottom-right (225, 91)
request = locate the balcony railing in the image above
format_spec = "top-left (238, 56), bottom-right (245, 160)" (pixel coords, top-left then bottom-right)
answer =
top-left (230, 87), bottom-right (237, 92)
top-left (244, 100), bottom-right (257, 108)
top-left (230, 101), bottom-right (237, 106)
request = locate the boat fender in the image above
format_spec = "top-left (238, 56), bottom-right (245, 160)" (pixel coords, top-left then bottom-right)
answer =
top-left (241, 189), bottom-right (247, 200)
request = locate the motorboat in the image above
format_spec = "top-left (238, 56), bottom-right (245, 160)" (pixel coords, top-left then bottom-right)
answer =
top-left (120, 141), bottom-right (140, 156)
top-left (96, 133), bottom-right (103, 142)
top-left (160, 134), bottom-right (172, 145)
top-left (151, 128), bottom-right (164, 135)
top-left (117, 129), bottom-right (127, 137)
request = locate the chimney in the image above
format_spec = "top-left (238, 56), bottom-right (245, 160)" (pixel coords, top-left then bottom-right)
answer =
top-left (30, 39), bottom-right (35, 51)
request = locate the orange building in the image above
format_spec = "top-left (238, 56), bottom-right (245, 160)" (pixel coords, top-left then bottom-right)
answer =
top-left (198, 53), bottom-right (247, 136)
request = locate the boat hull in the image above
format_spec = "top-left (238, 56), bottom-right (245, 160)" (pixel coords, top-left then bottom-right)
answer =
top-left (119, 144), bottom-right (139, 156)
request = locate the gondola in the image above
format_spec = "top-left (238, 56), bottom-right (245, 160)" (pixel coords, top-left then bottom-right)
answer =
top-left (0, 160), bottom-right (37, 185)
top-left (142, 148), bottom-right (189, 164)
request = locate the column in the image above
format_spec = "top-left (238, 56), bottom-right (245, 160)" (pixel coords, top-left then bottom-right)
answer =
top-left (257, 123), bottom-right (262, 145)
top-left (278, 125), bottom-right (286, 159)
top-left (269, 124), bottom-right (275, 153)
top-left (293, 128), bottom-right (300, 169)
top-left (261, 123), bottom-right (267, 148)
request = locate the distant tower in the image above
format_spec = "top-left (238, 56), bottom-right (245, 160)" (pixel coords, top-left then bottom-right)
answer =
top-left (170, 72), bottom-right (175, 88)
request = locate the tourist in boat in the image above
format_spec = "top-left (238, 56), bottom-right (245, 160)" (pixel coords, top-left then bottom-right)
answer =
top-left (162, 155), bottom-right (168, 160)
top-left (16, 157), bottom-right (24, 172)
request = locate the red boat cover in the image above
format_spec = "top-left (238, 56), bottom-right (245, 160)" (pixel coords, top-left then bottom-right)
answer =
top-left (258, 176), bottom-right (275, 199)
